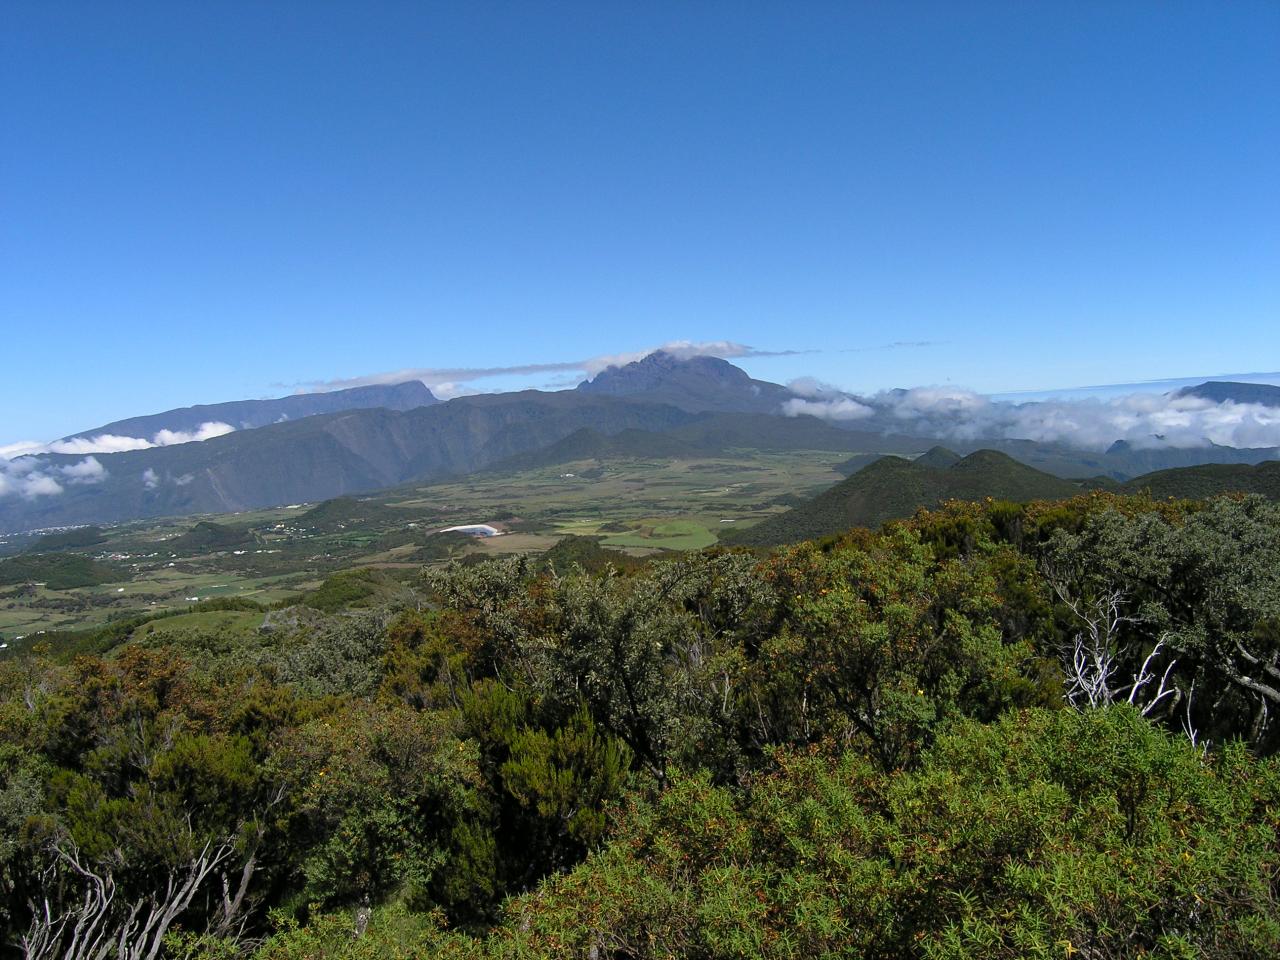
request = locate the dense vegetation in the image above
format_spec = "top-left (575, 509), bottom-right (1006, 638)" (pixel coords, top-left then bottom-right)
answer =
top-left (0, 553), bottom-right (125, 591)
top-left (3, 492), bottom-right (1279, 958)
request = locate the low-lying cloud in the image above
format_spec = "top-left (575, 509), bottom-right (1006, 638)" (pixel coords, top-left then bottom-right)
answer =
top-left (0, 456), bottom-right (108, 500)
top-left (1, 422), bottom-right (236, 460)
top-left (782, 378), bottom-right (874, 421)
top-left (787, 385), bottom-right (1280, 450)
top-left (782, 397), bottom-right (875, 421)
top-left (0, 423), bottom-right (233, 501)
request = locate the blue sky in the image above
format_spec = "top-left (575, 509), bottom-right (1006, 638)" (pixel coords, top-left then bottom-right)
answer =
top-left (2, 1), bottom-right (1277, 442)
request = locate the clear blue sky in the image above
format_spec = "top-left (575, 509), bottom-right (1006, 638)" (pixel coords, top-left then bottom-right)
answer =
top-left (3, 1), bottom-right (1277, 442)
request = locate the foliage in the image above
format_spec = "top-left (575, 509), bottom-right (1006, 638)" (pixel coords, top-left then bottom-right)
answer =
top-left (3, 492), bottom-right (1280, 956)
top-left (302, 568), bottom-right (401, 613)
top-left (477, 708), bottom-right (1280, 959)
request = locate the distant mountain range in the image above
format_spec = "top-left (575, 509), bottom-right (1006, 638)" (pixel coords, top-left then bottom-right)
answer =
top-left (1, 393), bottom-right (698, 531)
top-left (65, 380), bottom-right (438, 441)
top-left (3, 353), bottom-right (1279, 533)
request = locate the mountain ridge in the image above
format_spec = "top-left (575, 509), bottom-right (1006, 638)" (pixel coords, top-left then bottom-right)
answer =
top-left (64, 380), bottom-right (438, 442)
top-left (1174, 381), bottom-right (1280, 407)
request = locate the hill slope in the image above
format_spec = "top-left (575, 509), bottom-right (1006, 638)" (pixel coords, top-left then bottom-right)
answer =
top-left (1120, 460), bottom-right (1280, 500)
top-left (726, 450), bottom-right (1082, 545)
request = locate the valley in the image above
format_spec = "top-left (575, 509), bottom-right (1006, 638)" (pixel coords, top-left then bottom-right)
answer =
top-left (0, 449), bottom-right (852, 638)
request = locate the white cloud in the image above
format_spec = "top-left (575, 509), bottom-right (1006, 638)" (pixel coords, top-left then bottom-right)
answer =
top-left (781, 377), bottom-right (876, 421)
top-left (868, 388), bottom-right (1280, 450)
top-left (782, 397), bottom-right (875, 421)
top-left (4, 421), bottom-right (237, 460)
top-left (60, 457), bottom-right (107, 484)
top-left (0, 456), bottom-right (108, 500)
top-left (786, 377), bottom-right (841, 399)
top-left (0, 421), bottom-right (233, 501)
top-left (152, 422), bottom-right (235, 446)
top-left (21, 475), bottom-right (63, 498)
top-left (0, 441), bottom-right (47, 460)
top-left (428, 381), bottom-right (483, 401)
top-left (46, 434), bottom-right (156, 455)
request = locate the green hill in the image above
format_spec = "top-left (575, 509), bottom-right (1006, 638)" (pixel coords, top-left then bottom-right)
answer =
top-left (169, 520), bottom-right (255, 552)
top-left (0, 553), bottom-right (127, 590)
top-left (725, 450), bottom-right (1081, 545)
top-left (299, 497), bottom-right (400, 532)
top-left (1120, 460), bottom-right (1280, 501)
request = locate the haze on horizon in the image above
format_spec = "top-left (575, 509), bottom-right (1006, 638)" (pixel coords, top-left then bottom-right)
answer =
top-left (3, 2), bottom-right (1277, 442)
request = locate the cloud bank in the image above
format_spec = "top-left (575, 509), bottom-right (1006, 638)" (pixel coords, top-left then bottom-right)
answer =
top-left (787, 386), bottom-right (1280, 450)
top-left (782, 377), bottom-right (875, 421)
top-left (1, 422), bottom-right (236, 460)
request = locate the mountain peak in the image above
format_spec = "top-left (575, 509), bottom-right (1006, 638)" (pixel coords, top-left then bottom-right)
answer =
top-left (914, 446), bottom-right (962, 470)
top-left (576, 351), bottom-right (791, 413)
top-left (579, 351), bottom-right (753, 393)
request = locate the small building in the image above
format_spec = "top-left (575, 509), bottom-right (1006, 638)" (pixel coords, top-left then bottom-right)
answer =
top-left (438, 523), bottom-right (502, 538)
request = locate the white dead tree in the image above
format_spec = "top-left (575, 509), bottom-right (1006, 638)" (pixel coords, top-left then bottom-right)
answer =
top-left (22, 835), bottom-right (238, 960)
top-left (1051, 581), bottom-right (1178, 717)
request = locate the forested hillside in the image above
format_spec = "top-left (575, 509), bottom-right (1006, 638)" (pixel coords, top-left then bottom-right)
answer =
top-left (725, 450), bottom-right (1084, 544)
top-left (3, 491), bottom-right (1279, 957)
